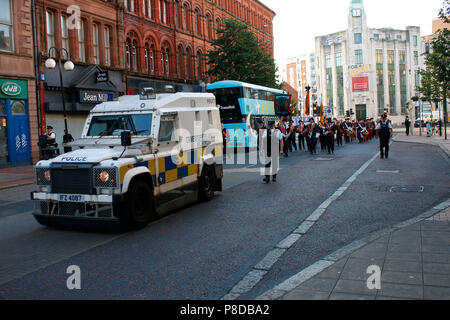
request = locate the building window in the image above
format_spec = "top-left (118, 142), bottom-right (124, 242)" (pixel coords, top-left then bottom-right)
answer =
top-left (387, 50), bottom-right (394, 65)
top-left (0, 0), bottom-right (13, 52)
top-left (144, 47), bottom-right (149, 72)
top-left (376, 49), bottom-right (383, 64)
top-left (414, 51), bottom-right (419, 65)
top-left (399, 50), bottom-right (406, 64)
top-left (159, 0), bottom-right (167, 24)
top-left (335, 52), bottom-right (342, 67)
top-left (386, 33), bottom-right (391, 40)
top-left (355, 49), bottom-right (363, 65)
top-left (413, 35), bottom-right (418, 46)
top-left (374, 33), bottom-right (379, 40)
top-left (195, 8), bottom-right (202, 35)
top-left (397, 35), bottom-right (402, 41)
top-left (93, 23), bottom-right (99, 65)
top-left (186, 47), bottom-right (192, 78)
top-left (46, 10), bottom-right (55, 54)
top-left (61, 15), bottom-right (70, 59)
top-left (150, 44), bottom-right (155, 73)
top-left (78, 20), bottom-right (86, 62)
top-left (104, 26), bottom-right (111, 66)
top-left (325, 54), bottom-right (332, 68)
top-left (354, 33), bottom-right (362, 44)
top-left (196, 52), bottom-right (202, 79)
top-left (132, 41), bottom-right (137, 71)
top-left (126, 44), bottom-right (130, 69)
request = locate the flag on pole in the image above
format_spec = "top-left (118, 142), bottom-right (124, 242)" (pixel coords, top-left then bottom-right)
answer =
top-left (304, 89), bottom-right (310, 117)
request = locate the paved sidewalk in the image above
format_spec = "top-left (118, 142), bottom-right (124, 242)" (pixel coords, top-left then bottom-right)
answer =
top-left (0, 165), bottom-right (35, 190)
top-left (393, 128), bottom-right (450, 158)
top-left (263, 202), bottom-right (450, 300)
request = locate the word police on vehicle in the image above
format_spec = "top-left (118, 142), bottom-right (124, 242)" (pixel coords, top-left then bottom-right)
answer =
top-left (31, 86), bottom-right (223, 230)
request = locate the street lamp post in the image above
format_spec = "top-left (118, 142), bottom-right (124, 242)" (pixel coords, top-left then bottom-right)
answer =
top-left (44, 47), bottom-right (74, 134)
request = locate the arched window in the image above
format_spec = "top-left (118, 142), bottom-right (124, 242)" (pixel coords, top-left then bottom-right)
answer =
top-left (215, 18), bottom-right (221, 38)
top-left (196, 50), bottom-right (203, 80)
top-left (185, 47), bottom-right (192, 79)
top-left (177, 44), bottom-right (184, 77)
top-left (183, 3), bottom-right (190, 31)
top-left (205, 13), bottom-right (212, 39)
top-left (194, 8), bottom-right (202, 35)
top-left (126, 39), bottom-right (131, 70)
top-left (161, 42), bottom-right (171, 76)
top-left (132, 40), bottom-right (138, 71)
top-left (150, 44), bottom-right (155, 73)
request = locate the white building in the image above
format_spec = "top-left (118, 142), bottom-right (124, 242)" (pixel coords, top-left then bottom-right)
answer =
top-left (315, 0), bottom-right (424, 124)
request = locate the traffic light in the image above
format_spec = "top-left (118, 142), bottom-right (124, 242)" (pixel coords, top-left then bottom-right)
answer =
top-left (346, 110), bottom-right (350, 118)
top-left (350, 108), bottom-right (355, 115)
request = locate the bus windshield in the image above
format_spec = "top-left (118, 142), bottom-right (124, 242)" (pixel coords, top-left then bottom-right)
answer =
top-left (87, 114), bottom-right (153, 137)
top-left (208, 87), bottom-right (243, 123)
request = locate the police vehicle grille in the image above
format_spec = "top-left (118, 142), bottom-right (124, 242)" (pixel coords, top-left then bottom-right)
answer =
top-left (51, 168), bottom-right (94, 195)
top-left (93, 168), bottom-right (118, 188)
top-left (59, 202), bottom-right (86, 216)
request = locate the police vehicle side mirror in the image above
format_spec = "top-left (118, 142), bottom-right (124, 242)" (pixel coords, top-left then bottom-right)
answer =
top-left (121, 131), bottom-right (132, 147)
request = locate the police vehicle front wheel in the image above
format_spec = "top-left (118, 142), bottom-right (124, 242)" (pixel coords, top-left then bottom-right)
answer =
top-left (122, 180), bottom-right (154, 230)
top-left (199, 166), bottom-right (215, 202)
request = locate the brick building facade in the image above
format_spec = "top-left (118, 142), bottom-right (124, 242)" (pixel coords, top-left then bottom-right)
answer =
top-left (34, 0), bottom-right (125, 148)
top-left (122, 0), bottom-right (275, 92)
top-left (0, 0), bottom-right (39, 165)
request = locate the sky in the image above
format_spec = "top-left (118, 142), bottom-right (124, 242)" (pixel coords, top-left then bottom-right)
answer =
top-left (260, 0), bottom-right (445, 62)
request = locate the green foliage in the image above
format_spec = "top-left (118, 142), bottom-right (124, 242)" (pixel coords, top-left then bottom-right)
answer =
top-left (418, 1), bottom-right (449, 104)
top-left (207, 19), bottom-right (279, 89)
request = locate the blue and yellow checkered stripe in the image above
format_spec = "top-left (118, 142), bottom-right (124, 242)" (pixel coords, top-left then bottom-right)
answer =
top-left (119, 146), bottom-right (222, 188)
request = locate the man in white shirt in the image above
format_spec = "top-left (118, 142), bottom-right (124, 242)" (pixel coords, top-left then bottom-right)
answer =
top-left (45, 126), bottom-right (56, 145)
top-left (260, 121), bottom-right (283, 183)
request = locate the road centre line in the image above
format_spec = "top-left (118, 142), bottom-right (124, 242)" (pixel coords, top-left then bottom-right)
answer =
top-left (221, 149), bottom-right (382, 300)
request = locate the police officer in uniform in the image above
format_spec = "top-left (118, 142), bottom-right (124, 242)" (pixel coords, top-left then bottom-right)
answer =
top-left (261, 120), bottom-right (283, 183)
top-left (376, 114), bottom-right (393, 159)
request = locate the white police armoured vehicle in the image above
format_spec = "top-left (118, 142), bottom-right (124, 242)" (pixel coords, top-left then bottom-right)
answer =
top-left (32, 88), bottom-right (223, 229)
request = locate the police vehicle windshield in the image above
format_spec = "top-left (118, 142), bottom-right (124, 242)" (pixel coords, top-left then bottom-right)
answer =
top-left (87, 114), bottom-right (153, 137)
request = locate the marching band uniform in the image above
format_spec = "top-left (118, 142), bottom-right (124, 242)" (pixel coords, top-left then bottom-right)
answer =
top-left (298, 122), bottom-right (306, 150)
top-left (336, 121), bottom-right (344, 147)
top-left (280, 120), bottom-right (290, 157)
top-left (307, 120), bottom-right (320, 155)
top-left (324, 120), bottom-right (338, 154)
top-left (288, 120), bottom-right (298, 152)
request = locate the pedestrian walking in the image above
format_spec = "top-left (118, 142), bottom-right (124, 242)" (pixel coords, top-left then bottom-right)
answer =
top-left (261, 120), bottom-right (283, 184)
top-left (405, 116), bottom-right (411, 136)
top-left (376, 114), bottom-right (393, 159)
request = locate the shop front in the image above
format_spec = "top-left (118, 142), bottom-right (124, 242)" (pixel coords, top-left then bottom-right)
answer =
top-left (0, 79), bottom-right (31, 166)
top-left (43, 66), bottom-right (124, 148)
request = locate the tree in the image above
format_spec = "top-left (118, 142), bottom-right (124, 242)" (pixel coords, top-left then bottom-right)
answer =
top-left (207, 19), bottom-right (279, 89)
top-left (418, 0), bottom-right (450, 139)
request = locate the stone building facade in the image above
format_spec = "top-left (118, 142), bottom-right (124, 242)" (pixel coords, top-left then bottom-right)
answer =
top-left (315, 0), bottom-right (424, 124)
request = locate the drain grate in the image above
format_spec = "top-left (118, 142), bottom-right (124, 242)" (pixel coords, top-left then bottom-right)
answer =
top-left (376, 170), bottom-right (400, 174)
top-left (314, 158), bottom-right (335, 161)
top-left (388, 185), bottom-right (425, 193)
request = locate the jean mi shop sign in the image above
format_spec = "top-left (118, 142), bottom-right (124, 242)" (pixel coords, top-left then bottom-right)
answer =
top-left (79, 91), bottom-right (109, 104)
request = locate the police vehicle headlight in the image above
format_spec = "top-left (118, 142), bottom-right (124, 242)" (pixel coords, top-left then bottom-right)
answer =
top-left (99, 171), bottom-right (110, 182)
top-left (36, 168), bottom-right (51, 186)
